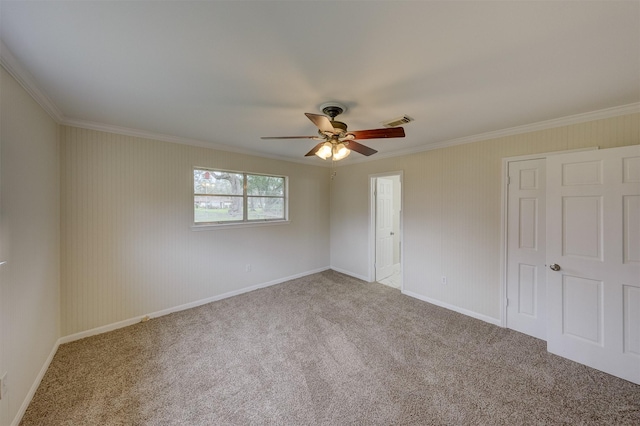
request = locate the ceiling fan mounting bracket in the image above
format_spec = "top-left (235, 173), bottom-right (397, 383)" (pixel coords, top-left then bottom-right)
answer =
top-left (320, 102), bottom-right (347, 119)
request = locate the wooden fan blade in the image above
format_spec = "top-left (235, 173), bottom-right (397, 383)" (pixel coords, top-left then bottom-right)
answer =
top-left (261, 136), bottom-right (318, 140)
top-left (305, 142), bottom-right (326, 157)
top-left (346, 140), bottom-right (378, 156)
top-left (349, 127), bottom-right (405, 140)
top-left (305, 113), bottom-right (335, 134)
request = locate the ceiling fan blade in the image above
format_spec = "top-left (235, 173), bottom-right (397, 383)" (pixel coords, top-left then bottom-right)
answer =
top-left (305, 113), bottom-right (335, 134)
top-left (349, 127), bottom-right (405, 140)
top-left (346, 140), bottom-right (378, 156)
top-left (261, 136), bottom-right (318, 140)
top-left (305, 142), bottom-right (326, 157)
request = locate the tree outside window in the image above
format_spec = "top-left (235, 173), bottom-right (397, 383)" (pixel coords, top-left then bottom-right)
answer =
top-left (194, 169), bottom-right (287, 224)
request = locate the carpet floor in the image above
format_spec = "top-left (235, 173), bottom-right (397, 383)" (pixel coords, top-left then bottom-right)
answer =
top-left (21, 270), bottom-right (640, 425)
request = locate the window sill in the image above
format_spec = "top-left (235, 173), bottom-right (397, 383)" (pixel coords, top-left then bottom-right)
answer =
top-left (191, 220), bottom-right (290, 231)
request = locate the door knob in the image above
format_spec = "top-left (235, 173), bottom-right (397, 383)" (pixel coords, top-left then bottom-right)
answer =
top-left (549, 263), bottom-right (561, 271)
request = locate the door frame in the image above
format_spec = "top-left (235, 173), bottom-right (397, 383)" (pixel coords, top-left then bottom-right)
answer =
top-left (499, 148), bottom-right (597, 328)
top-left (369, 171), bottom-right (404, 286)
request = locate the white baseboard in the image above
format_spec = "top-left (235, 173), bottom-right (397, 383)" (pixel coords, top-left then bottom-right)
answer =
top-left (402, 290), bottom-right (501, 326)
top-left (59, 266), bottom-right (330, 345)
top-left (329, 266), bottom-right (370, 282)
top-left (11, 340), bottom-right (60, 426)
top-left (13, 266), bottom-right (330, 425)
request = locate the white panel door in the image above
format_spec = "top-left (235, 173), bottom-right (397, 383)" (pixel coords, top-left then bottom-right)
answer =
top-left (376, 178), bottom-right (394, 281)
top-left (546, 144), bottom-right (640, 384)
top-left (507, 159), bottom-right (547, 340)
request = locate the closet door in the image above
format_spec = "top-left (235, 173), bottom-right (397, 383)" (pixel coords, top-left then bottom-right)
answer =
top-left (506, 158), bottom-right (547, 340)
top-left (546, 144), bottom-right (640, 384)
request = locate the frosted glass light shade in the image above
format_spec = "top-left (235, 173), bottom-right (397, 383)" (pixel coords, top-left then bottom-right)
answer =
top-left (332, 143), bottom-right (351, 160)
top-left (315, 142), bottom-right (333, 159)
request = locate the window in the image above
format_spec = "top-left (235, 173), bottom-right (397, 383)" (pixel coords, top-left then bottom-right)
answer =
top-left (193, 168), bottom-right (287, 225)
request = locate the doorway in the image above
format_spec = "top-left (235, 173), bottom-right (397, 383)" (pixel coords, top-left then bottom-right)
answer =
top-left (370, 172), bottom-right (403, 289)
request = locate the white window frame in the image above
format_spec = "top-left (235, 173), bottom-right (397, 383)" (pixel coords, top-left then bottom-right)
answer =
top-left (192, 167), bottom-right (289, 229)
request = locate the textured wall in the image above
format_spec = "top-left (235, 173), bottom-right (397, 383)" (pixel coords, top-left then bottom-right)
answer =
top-left (4, 54), bottom-right (639, 422)
top-left (60, 127), bottom-right (330, 336)
top-left (0, 66), bottom-right (60, 425)
top-left (330, 113), bottom-right (640, 322)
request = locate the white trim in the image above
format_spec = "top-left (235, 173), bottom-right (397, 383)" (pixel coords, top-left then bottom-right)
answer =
top-left (0, 41), bottom-right (64, 122)
top-left (192, 167), bottom-right (289, 227)
top-left (329, 266), bottom-right (370, 282)
top-left (191, 220), bottom-right (290, 231)
top-left (0, 42), bottom-right (327, 167)
top-left (1, 39), bottom-right (637, 168)
top-left (499, 147), bottom-right (599, 330)
top-left (62, 117), bottom-right (325, 167)
top-left (57, 103), bottom-right (640, 168)
top-left (12, 266), bottom-right (329, 425)
top-left (11, 341), bottom-right (60, 426)
top-left (338, 103), bottom-right (640, 166)
top-left (402, 290), bottom-right (501, 327)
top-left (58, 266), bottom-right (329, 344)
top-left (368, 171), bottom-right (404, 285)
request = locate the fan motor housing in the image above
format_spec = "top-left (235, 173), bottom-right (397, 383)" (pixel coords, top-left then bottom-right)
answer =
top-left (330, 121), bottom-right (347, 131)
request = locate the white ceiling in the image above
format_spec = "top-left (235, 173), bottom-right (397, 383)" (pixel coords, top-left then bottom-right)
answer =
top-left (1, 1), bottom-right (639, 164)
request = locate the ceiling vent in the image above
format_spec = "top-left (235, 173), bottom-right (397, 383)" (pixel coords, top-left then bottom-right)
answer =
top-left (382, 115), bottom-right (414, 128)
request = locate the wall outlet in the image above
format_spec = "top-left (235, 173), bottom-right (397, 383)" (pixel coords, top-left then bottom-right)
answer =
top-left (245, 264), bottom-right (251, 272)
top-left (441, 276), bottom-right (447, 285)
top-left (0, 372), bottom-right (7, 400)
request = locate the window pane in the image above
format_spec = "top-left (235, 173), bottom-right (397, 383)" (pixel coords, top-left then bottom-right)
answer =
top-left (247, 175), bottom-right (285, 196)
top-left (194, 170), bottom-right (243, 195)
top-left (194, 196), bottom-right (243, 222)
top-left (248, 197), bottom-right (285, 220)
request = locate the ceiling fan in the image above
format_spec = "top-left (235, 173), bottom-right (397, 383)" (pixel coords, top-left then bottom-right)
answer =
top-left (261, 103), bottom-right (406, 161)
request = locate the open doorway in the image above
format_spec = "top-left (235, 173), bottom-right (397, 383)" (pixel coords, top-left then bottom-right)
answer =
top-left (370, 172), bottom-right (403, 289)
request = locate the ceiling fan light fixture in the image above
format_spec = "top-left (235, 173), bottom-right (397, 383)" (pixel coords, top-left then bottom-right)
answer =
top-left (315, 142), bottom-right (333, 160)
top-left (262, 104), bottom-right (406, 160)
top-left (332, 143), bottom-right (351, 161)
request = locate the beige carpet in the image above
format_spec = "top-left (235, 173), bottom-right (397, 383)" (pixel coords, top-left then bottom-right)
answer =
top-left (21, 270), bottom-right (640, 425)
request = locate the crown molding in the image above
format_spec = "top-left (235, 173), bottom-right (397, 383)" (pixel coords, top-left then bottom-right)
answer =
top-left (2, 36), bottom-right (637, 168)
top-left (0, 39), bottom-right (325, 167)
top-left (338, 102), bottom-right (640, 166)
top-left (61, 117), bottom-right (327, 167)
top-left (0, 40), bottom-right (64, 122)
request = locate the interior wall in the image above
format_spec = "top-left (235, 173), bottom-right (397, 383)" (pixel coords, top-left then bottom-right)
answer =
top-left (0, 66), bottom-right (60, 425)
top-left (60, 126), bottom-right (330, 336)
top-left (330, 113), bottom-right (640, 322)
